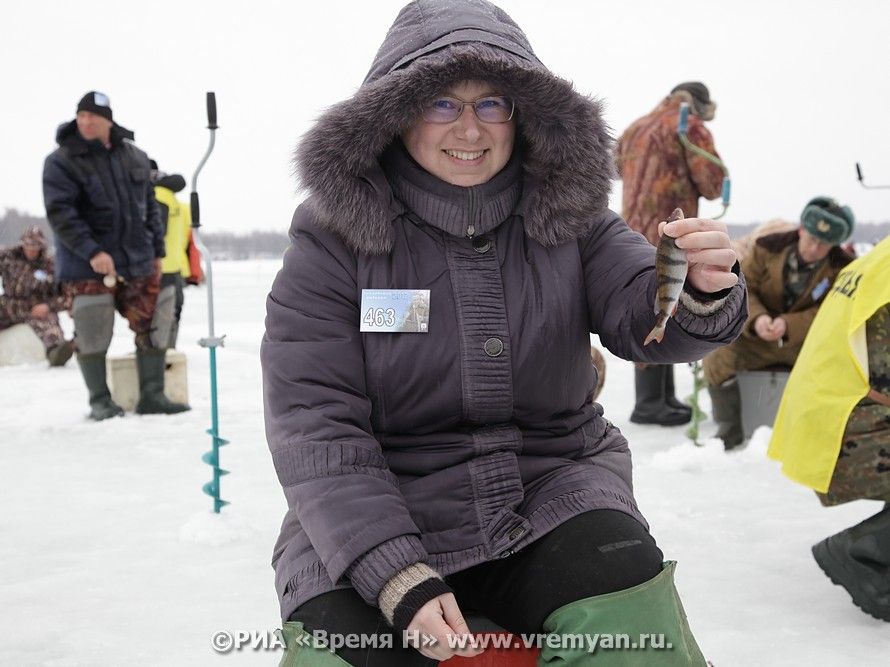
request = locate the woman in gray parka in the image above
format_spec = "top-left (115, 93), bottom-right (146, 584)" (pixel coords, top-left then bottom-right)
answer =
top-left (262, 1), bottom-right (746, 665)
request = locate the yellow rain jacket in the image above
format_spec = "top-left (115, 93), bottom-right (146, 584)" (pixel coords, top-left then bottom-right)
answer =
top-left (768, 237), bottom-right (890, 491)
top-left (154, 185), bottom-right (192, 278)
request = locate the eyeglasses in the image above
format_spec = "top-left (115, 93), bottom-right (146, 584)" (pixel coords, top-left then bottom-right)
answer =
top-left (421, 95), bottom-right (515, 124)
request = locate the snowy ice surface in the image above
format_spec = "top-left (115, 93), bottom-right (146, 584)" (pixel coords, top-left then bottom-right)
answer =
top-left (1, 260), bottom-right (887, 666)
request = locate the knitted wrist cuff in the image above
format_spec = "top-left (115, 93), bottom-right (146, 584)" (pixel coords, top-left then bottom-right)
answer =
top-left (679, 261), bottom-right (740, 314)
top-left (378, 562), bottom-right (450, 629)
top-left (392, 577), bottom-right (454, 632)
top-left (679, 290), bottom-right (727, 315)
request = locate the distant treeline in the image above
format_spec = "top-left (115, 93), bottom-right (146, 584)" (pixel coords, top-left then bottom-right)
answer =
top-left (0, 209), bottom-right (289, 258)
top-left (3, 208), bottom-right (889, 257)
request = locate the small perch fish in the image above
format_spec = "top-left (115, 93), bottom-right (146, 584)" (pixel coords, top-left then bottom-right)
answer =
top-left (644, 208), bottom-right (688, 345)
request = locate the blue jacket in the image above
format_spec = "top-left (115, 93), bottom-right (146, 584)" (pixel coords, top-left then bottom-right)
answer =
top-left (42, 121), bottom-right (163, 281)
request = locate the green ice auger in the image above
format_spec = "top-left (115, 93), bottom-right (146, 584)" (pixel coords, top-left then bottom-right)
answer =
top-left (685, 360), bottom-right (707, 446)
top-left (190, 92), bottom-right (230, 513)
top-left (677, 101), bottom-right (731, 219)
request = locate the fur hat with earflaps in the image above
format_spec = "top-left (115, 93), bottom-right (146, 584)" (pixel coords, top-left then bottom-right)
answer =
top-left (800, 196), bottom-right (855, 245)
top-left (20, 226), bottom-right (48, 249)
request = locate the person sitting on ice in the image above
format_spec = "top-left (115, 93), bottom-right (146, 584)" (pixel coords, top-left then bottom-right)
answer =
top-left (262, 0), bottom-right (748, 664)
top-left (703, 197), bottom-right (854, 450)
top-left (0, 226), bottom-right (74, 366)
top-left (769, 234), bottom-right (890, 622)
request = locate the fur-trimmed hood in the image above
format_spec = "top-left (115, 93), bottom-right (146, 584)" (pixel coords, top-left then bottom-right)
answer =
top-left (755, 228), bottom-right (853, 269)
top-left (295, 0), bottom-right (614, 255)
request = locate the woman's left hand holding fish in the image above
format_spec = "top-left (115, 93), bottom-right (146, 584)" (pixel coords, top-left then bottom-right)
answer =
top-left (659, 217), bottom-right (739, 294)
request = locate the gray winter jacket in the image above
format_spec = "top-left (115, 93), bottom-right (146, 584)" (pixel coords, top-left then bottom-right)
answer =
top-left (262, 0), bottom-right (747, 623)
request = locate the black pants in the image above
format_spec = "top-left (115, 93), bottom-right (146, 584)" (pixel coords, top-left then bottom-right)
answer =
top-left (290, 509), bottom-right (663, 666)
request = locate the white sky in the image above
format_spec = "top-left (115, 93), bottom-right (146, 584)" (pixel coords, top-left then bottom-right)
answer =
top-left (3, 0), bottom-right (890, 233)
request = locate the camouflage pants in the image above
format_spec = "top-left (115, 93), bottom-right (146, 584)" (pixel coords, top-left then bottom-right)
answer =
top-left (68, 271), bottom-right (161, 352)
top-left (0, 304), bottom-right (65, 350)
top-left (818, 404), bottom-right (890, 506)
top-left (819, 304), bottom-right (890, 505)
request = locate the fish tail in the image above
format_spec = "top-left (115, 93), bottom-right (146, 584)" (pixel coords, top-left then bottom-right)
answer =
top-left (644, 313), bottom-right (669, 345)
top-left (644, 325), bottom-right (665, 346)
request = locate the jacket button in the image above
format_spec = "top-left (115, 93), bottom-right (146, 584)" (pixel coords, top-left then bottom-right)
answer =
top-left (472, 236), bottom-right (491, 253)
top-left (500, 549), bottom-right (514, 558)
top-left (484, 337), bottom-right (504, 357)
top-left (508, 526), bottom-right (526, 541)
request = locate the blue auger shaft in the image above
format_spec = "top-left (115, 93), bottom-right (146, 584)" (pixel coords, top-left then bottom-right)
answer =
top-left (191, 91), bottom-right (229, 513)
top-left (206, 346), bottom-right (230, 512)
top-left (677, 102), bottom-right (731, 219)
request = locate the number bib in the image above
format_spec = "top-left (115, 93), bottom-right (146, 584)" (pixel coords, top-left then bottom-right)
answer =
top-left (359, 289), bottom-right (430, 333)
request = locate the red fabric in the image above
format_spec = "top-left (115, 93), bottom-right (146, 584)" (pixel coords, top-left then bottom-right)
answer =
top-left (186, 229), bottom-right (204, 285)
top-left (439, 633), bottom-right (540, 666)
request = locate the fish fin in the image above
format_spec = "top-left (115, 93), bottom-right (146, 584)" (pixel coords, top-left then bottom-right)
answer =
top-left (643, 326), bottom-right (664, 346)
top-left (669, 208), bottom-right (684, 222)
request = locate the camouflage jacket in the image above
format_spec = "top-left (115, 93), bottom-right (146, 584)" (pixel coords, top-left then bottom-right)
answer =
top-left (0, 245), bottom-right (70, 320)
top-left (616, 95), bottom-right (725, 245)
top-left (868, 304), bottom-right (890, 399)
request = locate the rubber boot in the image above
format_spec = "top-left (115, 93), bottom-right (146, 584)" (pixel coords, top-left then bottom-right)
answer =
top-left (630, 365), bottom-right (691, 426)
top-left (707, 380), bottom-right (744, 450)
top-left (135, 348), bottom-right (190, 414)
top-left (812, 503), bottom-right (890, 621)
top-left (665, 365), bottom-right (693, 418)
top-left (539, 561), bottom-right (706, 665)
top-left (278, 621), bottom-right (352, 666)
top-left (47, 339), bottom-right (75, 367)
top-left (76, 353), bottom-right (124, 421)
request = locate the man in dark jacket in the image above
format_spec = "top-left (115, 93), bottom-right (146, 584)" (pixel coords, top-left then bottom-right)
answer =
top-left (704, 196), bottom-right (854, 448)
top-left (43, 91), bottom-right (189, 420)
top-left (0, 226), bottom-right (74, 366)
top-left (616, 82), bottom-right (726, 427)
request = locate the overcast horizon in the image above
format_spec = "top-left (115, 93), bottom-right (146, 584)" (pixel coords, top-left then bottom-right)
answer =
top-left (3, 0), bottom-right (890, 233)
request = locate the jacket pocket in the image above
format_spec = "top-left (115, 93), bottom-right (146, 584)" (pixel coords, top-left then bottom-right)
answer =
top-left (83, 175), bottom-right (114, 232)
top-left (398, 466), bottom-right (478, 554)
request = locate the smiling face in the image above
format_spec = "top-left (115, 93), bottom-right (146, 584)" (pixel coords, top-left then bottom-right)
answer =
top-left (401, 80), bottom-right (516, 187)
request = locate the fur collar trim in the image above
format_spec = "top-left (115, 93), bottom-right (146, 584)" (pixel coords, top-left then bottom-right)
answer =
top-left (295, 42), bottom-right (613, 255)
